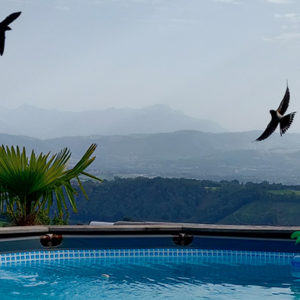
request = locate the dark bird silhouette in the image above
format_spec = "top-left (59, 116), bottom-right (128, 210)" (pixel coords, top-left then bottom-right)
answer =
top-left (0, 11), bottom-right (21, 56)
top-left (256, 85), bottom-right (296, 141)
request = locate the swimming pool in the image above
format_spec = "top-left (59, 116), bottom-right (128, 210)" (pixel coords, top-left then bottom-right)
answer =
top-left (0, 248), bottom-right (299, 300)
top-left (0, 224), bottom-right (300, 299)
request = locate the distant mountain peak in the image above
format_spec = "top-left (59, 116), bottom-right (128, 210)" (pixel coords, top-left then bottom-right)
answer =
top-left (0, 104), bottom-right (226, 139)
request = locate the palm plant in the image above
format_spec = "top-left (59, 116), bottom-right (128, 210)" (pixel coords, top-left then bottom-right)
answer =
top-left (291, 231), bottom-right (300, 244)
top-left (0, 144), bottom-right (101, 225)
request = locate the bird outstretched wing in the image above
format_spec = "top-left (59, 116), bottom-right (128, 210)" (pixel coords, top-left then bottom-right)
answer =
top-left (0, 12), bottom-right (21, 26)
top-left (0, 31), bottom-right (5, 56)
top-left (277, 86), bottom-right (290, 115)
top-left (256, 118), bottom-right (278, 141)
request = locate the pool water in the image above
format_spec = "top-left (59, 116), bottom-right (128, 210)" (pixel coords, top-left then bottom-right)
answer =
top-left (0, 251), bottom-right (299, 300)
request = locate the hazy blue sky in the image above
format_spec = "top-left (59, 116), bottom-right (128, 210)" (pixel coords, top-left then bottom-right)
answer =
top-left (0, 0), bottom-right (300, 132)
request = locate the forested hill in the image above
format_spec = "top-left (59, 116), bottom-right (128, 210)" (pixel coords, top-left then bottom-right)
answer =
top-left (70, 177), bottom-right (300, 226)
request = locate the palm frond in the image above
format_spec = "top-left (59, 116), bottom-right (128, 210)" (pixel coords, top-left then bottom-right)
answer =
top-left (0, 144), bottom-right (100, 225)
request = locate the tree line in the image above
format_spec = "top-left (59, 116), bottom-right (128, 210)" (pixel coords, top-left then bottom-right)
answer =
top-left (69, 177), bottom-right (300, 226)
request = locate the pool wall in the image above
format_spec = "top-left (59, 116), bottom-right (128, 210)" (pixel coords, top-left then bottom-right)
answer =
top-left (0, 223), bottom-right (300, 254)
top-left (0, 248), bottom-right (296, 266)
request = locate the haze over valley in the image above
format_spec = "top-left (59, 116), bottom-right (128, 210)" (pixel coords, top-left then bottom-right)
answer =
top-left (0, 128), bottom-right (299, 184)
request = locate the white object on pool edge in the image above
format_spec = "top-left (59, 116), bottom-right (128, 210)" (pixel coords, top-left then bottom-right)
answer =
top-left (89, 221), bottom-right (114, 225)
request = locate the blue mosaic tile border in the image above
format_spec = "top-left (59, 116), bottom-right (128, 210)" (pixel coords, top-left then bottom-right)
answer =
top-left (0, 248), bottom-right (297, 265)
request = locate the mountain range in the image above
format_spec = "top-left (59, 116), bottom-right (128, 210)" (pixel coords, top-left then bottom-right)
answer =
top-left (0, 104), bottom-right (225, 138)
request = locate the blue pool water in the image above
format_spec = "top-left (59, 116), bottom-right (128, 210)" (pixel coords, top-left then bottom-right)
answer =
top-left (0, 249), bottom-right (299, 300)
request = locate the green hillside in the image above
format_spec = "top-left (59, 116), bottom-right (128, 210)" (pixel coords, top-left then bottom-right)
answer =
top-left (69, 177), bottom-right (300, 226)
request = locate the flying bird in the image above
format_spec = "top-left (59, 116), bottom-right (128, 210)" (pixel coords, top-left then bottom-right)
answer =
top-left (0, 11), bottom-right (21, 56)
top-left (256, 85), bottom-right (296, 141)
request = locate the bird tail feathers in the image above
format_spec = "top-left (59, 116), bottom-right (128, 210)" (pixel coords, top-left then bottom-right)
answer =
top-left (280, 112), bottom-right (296, 136)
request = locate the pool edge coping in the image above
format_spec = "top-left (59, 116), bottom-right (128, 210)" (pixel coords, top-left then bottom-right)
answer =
top-left (1, 224), bottom-right (300, 239)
